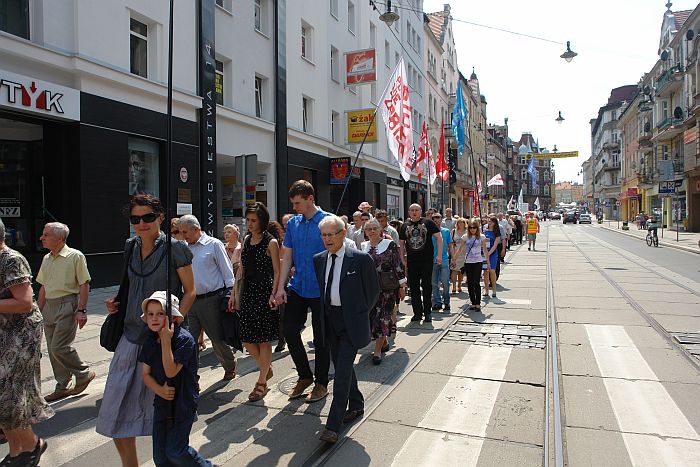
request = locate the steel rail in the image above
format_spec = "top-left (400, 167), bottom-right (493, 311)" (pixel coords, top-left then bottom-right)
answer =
top-left (560, 226), bottom-right (700, 374)
top-left (302, 243), bottom-right (524, 466)
top-left (545, 226), bottom-right (565, 467)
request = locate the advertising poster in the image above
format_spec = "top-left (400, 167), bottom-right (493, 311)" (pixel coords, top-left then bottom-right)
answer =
top-left (347, 109), bottom-right (377, 143)
top-left (345, 49), bottom-right (376, 84)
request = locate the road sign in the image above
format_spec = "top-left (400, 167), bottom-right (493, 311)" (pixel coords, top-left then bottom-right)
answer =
top-left (658, 160), bottom-right (674, 182)
top-left (659, 180), bottom-right (676, 194)
top-left (615, 201), bottom-right (621, 207)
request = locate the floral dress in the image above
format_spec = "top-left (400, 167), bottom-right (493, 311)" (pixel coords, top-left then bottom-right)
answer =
top-left (239, 232), bottom-right (279, 343)
top-left (363, 240), bottom-right (406, 338)
top-left (0, 247), bottom-right (53, 430)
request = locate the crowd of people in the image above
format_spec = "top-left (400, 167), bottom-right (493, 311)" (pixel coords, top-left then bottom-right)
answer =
top-left (0, 179), bottom-right (542, 466)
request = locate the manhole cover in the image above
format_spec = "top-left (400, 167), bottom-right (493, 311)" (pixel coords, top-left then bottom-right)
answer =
top-left (444, 322), bottom-right (546, 349)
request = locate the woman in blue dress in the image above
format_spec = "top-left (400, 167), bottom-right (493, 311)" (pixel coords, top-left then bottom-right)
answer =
top-left (482, 217), bottom-right (501, 299)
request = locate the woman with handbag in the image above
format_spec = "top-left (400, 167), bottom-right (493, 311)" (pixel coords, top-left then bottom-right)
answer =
top-left (97, 194), bottom-right (195, 467)
top-left (362, 219), bottom-right (406, 365)
top-left (235, 203), bottom-right (280, 402)
top-left (453, 218), bottom-right (490, 311)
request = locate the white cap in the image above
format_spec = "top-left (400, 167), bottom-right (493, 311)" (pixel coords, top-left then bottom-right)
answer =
top-left (141, 291), bottom-right (182, 322)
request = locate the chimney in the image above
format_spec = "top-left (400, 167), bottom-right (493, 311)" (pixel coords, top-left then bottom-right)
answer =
top-left (444, 4), bottom-right (451, 13)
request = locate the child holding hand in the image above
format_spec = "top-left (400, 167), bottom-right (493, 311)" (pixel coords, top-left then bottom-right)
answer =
top-left (138, 291), bottom-right (211, 467)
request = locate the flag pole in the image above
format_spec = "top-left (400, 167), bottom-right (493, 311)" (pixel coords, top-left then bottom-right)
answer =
top-left (335, 108), bottom-right (378, 215)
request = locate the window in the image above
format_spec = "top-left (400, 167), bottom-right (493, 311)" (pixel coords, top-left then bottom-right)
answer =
top-left (331, 111), bottom-right (339, 143)
top-left (544, 185), bottom-right (550, 195)
top-left (330, 0), bottom-right (338, 18)
top-left (302, 96), bottom-right (313, 133)
top-left (395, 52), bottom-right (400, 67)
top-left (347, 1), bottom-right (355, 34)
top-left (128, 137), bottom-right (160, 196)
top-left (216, 0), bottom-right (232, 12)
top-left (130, 18), bottom-right (148, 78)
top-left (534, 185), bottom-right (540, 195)
top-left (301, 22), bottom-right (313, 61)
top-left (661, 100), bottom-right (669, 120)
top-left (254, 76), bottom-right (264, 118)
top-left (385, 41), bottom-right (390, 68)
top-left (254, 0), bottom-right (262, 32)
top-left (215, 60), bottom-right (224, 105)
top-left (0, 0), bottom-right (29, 39)
top-left (521, 168), bottom-right (527, 179)
top-left (330, 46), bottom-right (339, 82)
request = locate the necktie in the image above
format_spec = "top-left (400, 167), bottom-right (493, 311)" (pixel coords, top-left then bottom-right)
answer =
top-left (325, 253), bottom-right (337, 306)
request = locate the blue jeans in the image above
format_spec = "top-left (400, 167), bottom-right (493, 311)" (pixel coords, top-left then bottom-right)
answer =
top-left (152, 410), bottom-right (211, 467)
top-left (431, 263), bottom-right (450, 307)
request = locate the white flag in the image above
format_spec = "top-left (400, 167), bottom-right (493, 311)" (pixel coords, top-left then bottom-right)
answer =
top-left (379, 57), bottom-right (413, 181)
top-left (533, 197), bottom-right (540, 210)
top-left (487, 173), bottom-right (504, 187)
top-left (507, 196), bottom-right (514, 210)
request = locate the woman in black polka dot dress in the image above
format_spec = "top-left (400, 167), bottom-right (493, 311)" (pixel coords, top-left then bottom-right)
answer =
top-left (239, 202), bottom-right (280, 401)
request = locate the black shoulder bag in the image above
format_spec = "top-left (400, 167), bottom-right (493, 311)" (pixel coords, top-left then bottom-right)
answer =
top-left (100, 239), bottom-right (136, 352)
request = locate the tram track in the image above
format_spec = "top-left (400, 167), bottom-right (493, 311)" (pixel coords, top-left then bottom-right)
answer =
top-left (558, 225), bottom-right (700, 374)
top-left (301, 243), bottom-right (526, 466)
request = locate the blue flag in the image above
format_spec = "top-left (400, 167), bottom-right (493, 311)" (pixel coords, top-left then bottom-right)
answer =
top-left (451, 81), bottom-right (467, 156)
top-left (527, 156), bottom-right (537, 189)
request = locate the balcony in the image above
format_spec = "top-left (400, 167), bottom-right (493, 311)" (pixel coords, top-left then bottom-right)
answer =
top-left (655, 65), bottom-right (684, 96)
top-left (602, 141), bottom-right (620, 151)
top-left (652, 116), bottom-right (686, 142)
top-left (604, 161), bottom-right (621, 171)
top-left (638, 134), bottom-right (652, 147)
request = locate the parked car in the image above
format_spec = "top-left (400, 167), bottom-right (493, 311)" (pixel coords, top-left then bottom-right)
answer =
top-left (562, 210), bottom-right (577, 224)
top-left (579, 213), bottom-right (592, 224)
top-left (550, 212), bottom-right (561, 220)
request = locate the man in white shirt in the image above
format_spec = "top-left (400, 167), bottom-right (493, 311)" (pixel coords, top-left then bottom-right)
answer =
top-left (346, 211), bottom-right (362, 239)
top-left (179, 214), bottom-right (237, 380)
top-left (441, 208), bottom-right (456, 232)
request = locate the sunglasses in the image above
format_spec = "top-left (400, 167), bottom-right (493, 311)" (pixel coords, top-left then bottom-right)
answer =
top-left (468, 226), bottom-right (478, 230)
top-left (129, 212), bottom-right (159, 225)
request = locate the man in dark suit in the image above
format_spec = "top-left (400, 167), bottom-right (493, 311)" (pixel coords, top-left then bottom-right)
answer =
top-left (313, 215), bottom-right (380, 443)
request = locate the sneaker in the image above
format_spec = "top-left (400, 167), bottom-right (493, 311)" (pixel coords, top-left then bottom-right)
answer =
top-left (305, 383), bottom-right (329, 403)
top-left (432, 304), bottom-right (442, 311)
top-left (288, 378), bottom-right (313, 400)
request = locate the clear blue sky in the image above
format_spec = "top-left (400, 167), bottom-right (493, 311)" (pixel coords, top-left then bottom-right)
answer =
top-left (422, 0), bottom-right (699, 183)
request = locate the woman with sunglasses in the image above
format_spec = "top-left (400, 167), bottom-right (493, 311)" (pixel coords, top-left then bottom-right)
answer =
top-left (453, 218), bottom-right (490, 310)
top-left (482, 217), bottom-right (501, 300)
top-left (449, 218), bottom-right (468, 294)
top-left (96, 194), bottom-right (195, 467)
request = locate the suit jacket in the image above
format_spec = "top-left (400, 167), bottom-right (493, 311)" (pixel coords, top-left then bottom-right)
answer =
top-left (313, 248), bottom-right (380, 350)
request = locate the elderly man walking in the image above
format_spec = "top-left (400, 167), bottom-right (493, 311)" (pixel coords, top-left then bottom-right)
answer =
top-left (37, 222), bottom-right (95, 402)
top-left (178, 215), bottom-right (237, 380)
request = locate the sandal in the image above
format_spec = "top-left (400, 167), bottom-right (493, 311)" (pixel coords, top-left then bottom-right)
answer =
top-left (248, 382), bottom-right (269, 402)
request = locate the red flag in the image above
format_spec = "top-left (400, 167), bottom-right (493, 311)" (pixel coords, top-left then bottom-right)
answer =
top-left (435, 118), bottom-right (449, 181)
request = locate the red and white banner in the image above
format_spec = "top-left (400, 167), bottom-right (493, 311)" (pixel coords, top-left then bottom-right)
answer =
top-left (379, 57), bottom-right (413, 181)
top-left (345, 49), bottom-right (376, 85)
top-left (476, 175), bottom-right (483, 195)
top-left (435, 117), bottom-right (449, 181)
top-left (487, 173), bottom-right (504, 187)
top-left (416, 121), bottom-right (437, 184)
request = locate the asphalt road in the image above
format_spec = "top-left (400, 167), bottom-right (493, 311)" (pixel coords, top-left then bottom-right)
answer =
top-left (559, 223), bottom-right (700, 283)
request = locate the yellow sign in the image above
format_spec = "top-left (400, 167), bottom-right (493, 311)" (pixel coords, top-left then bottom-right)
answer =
top-left (347, 109), bottom-right (377, 143)
top-left (525, 151), bottom-right (579, 160)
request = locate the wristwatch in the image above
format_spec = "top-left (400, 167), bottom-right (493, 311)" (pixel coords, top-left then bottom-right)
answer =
top-left (76, 309), bottom-right (87, 314)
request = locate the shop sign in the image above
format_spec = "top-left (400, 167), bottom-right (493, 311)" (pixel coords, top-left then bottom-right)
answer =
top-left (387, 177), bottom-right (403, 187)
top-left (198, 1), bottom-right (217, 235)
top-left (0, 68), bottom-right (80, 121)
top-left (684, 127), bottom-right (699, 144)
top-left (407, 181), bottom-right (426, 192)
top-left (627, 187), bottom-right (638, 197)
top-left (0, 206), bottom-right (20, 217)
top-left (330, 157), bottom-right (350, 185)
top-left (176, 203), bottom-right (193, 215)
top-left (659, 180), bottom-right (676, 194)
top-left (345, 49), bottom-right (376, 85)
top-left (346, 109), bottom-right (377, 143)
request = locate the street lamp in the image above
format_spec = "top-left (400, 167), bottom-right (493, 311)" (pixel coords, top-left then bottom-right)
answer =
top-left (560, 41), bottom-right (578, 62)
top-left (378, 0), bottom-right (399, 26)
top-left (555, 111), bottom-right (565, 124)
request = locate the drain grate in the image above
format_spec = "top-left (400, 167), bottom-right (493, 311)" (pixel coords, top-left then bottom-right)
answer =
top-left (604, 267), bottom-right (628, 271)
top-left (444, 322), bottom-right (546, 349)
top-left (672, 333), bottom-right (700, 361)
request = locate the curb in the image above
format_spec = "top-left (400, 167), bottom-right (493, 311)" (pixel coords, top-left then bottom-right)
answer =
top-left (598, 224), bottom-right (700, 255)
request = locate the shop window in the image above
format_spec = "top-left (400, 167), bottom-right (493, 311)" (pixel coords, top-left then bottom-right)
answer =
top-left (130, 17), bottom-right (148, 78)
top-left (347, 1), bottom-right (355, 34)
top-left (215, 59), bottom-right (224, 105)
top-left (128, 137), bottom-right (159, 196)
top-left (387, 194), bottom-right (399, 219)
top-left (0, 0), bottom-right (29, 39)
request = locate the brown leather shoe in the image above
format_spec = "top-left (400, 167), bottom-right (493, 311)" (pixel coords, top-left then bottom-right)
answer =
top-left (45, 388), bottom-right (73, 402)
top-left (288, 378), bottom-right (313, 400)
top-left (70, 371), bottom-right (96, 396)
top-left (319, 428), bottom-right (338, 443)
top-left (305, 383), bottom-right (328, 403)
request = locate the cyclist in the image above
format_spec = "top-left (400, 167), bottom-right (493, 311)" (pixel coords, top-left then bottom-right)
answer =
top-left (647, 215), bottom-right (658, 240)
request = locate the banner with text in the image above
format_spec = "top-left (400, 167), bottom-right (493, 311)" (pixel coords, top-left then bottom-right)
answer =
top-left (345, 49), bottom-right (376, 85)
top-left (347, 109), bottom-right (377, 143)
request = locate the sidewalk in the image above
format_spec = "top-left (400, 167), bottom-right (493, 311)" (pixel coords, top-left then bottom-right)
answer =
top-left (597, 220), bottom-right (700, 254)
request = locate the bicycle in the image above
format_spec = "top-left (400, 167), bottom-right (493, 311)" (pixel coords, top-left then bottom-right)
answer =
top-left (646, 229), bottom-right (659, 247)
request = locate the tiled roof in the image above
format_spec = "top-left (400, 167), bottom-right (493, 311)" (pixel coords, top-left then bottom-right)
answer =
top-left (427, 11), bottom-right (447, 44)
top-left (608, 85), bottom-right (637, 105)
top-left (673, 10), bottom-right (692, 31)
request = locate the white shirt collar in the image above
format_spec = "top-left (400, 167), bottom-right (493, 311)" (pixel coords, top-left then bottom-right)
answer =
top-left (329, 243), bottom-right (346, 260)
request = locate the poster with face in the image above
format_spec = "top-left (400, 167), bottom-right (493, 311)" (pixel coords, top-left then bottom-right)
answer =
top-left (128, 138), bottom-right (159, 196)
